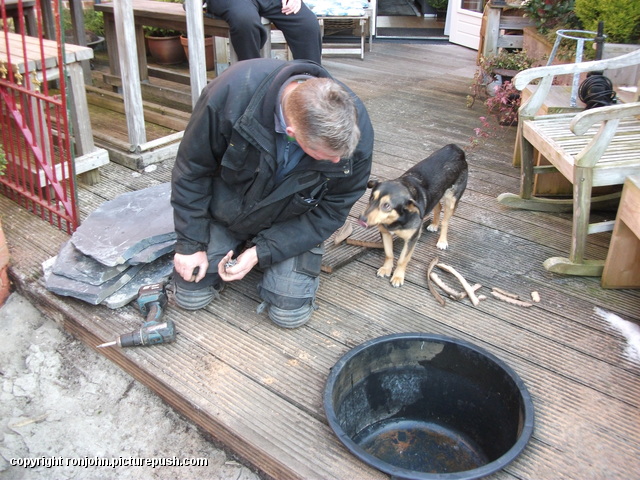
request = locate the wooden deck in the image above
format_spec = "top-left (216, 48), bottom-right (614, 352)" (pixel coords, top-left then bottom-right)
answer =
top-left (3, 41), bottom-right (640, 479)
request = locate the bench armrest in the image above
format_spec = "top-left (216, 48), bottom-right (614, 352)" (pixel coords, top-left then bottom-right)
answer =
top-left (568, 101), bottom-right (640, 167)
top-left (570, 102), bottom-right (640, 135)
top-left (515, 48), bottom-right (640, 118)
top-left (514, 49), bottom-right (640, 91)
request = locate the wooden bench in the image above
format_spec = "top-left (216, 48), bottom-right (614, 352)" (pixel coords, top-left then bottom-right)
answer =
top-left (497, 48), bottom-right (640, 277)
top-left (602, 175), bottom-right (640, 288)
top-left (95, 0), bottom-right (271, 79)
top-left (0, 31), bottom-right (109, 184)
top-left (318, 14), bottom-right (371, 60)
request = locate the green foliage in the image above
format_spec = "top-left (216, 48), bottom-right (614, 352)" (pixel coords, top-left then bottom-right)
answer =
top-left (143, 26), bottom-right (183, 38)
top-left (575, 0), bottom-right (640, 44)
top-left (479, 50), bottom-right (538, 73)
top-left (427, 0), bottom-right (449, 10)
top-left (0, 149), bottom-right (6, 176)
top-left (521, 0), bottom-right (580, 35)
top-left (83, 9), bottom-right (105, 36)
top-left (62, 8), bottom-right (104, 36)
top-left (143, 0), bottom-right (184, 37)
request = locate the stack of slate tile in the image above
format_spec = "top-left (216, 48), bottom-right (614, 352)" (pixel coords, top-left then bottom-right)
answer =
top-left (45, 183), bottom-right (176, 309)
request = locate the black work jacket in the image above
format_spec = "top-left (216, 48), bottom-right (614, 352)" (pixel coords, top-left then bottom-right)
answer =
top-left (171, 58), bottom-right (374, 267)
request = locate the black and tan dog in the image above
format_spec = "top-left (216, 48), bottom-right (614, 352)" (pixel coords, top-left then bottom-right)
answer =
top-left (358, 144), bottom-right (468, 287)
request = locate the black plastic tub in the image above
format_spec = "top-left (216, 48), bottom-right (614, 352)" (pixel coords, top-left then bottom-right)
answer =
top-left (324, 333), bottom-right (534, 479)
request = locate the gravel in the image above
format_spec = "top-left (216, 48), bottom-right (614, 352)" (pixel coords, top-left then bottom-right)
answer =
top-left (0, 293), bottom-right (261, 480)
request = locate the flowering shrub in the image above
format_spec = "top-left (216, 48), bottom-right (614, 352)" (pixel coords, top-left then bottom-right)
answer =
top-left (469, 82), bottom-right (522, 149)
top-left (485, 81), bottom-right (521, 127)
top-left (467, 51), bottom-right (537, 108)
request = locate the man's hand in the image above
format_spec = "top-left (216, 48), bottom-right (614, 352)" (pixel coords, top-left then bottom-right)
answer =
top-left (218, 246), bottom-right (259, 282)
top-left (174, 251), bottom-right (209, 282)
top-left (281, 0), bottom-right (301, 15)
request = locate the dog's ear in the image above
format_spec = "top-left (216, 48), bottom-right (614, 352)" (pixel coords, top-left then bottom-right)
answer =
top-left (367, 179), bottom-right (379, 189)
top-left (404, 198), bottom-right (421, 214)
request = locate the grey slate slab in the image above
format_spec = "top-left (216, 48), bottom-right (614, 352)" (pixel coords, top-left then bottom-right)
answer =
top-left (45, 262), bottom-right (145, 305)
top-left (51, 241), bottom-right (128, 285)
top-left (102, 254), bottom-right (174, 309)
top-left (71, 183), bottom-right (176, 267)
top-left (128, 239), bottom-right (175, 265)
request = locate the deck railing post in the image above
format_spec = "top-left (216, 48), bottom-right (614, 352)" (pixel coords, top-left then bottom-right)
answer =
top-left (184, 0), bottom-right (207, 106)
top-left (114, 0), bottom-right (147, 150)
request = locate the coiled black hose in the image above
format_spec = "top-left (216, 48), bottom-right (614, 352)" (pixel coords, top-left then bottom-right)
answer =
top-left (578, 72), bottom-right (617, 109)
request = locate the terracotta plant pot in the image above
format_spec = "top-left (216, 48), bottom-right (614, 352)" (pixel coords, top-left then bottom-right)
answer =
top-left (180, 35), bottom-right (215, 71)
top-left (0, 218), bottom-right (10, 307)
top-left (146, 35), bottom-right (187, 65)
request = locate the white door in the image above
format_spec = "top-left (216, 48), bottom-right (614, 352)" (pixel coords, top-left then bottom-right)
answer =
top-left (447, 0), bottom-right (484, 50)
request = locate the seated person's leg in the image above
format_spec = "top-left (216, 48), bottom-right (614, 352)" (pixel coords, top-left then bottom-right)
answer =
top-left (207, 0), bottom-right (268, 60)
top-left (173, 222), bottom-right (244, 310)
top-left (262, 1), bottom-right (322, 63)
top-left (256, 244), bottom-right (324, 328)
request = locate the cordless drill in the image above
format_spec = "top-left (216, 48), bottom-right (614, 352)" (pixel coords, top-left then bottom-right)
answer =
top-left (97, 283), bottom-right (176, 348)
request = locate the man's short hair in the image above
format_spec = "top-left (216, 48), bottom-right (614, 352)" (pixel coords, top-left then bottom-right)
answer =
top-left (285, 78), bottom-right (361, 158)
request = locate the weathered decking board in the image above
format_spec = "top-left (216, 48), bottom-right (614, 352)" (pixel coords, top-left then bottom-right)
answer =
top-left (2, 42), bottom-right (639, 479)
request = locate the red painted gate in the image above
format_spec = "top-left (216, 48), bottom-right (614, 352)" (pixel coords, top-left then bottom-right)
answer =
top-left (0, 0), bottom-right (79, 233)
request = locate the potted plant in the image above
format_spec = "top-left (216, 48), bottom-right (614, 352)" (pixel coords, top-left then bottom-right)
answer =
top-left (467, 50), bottom-right (537, 148)
top-left (180, 33), bottom-right (216, 71)
top-left (0, 148), bottom-right (10, 307)
top-left (144, 0), bottom-right (187, 65)
top-left (145, 26), bottom-right (187, 65)
top-left (427, 0), bottom-right (449, 18)
top-left (468, 50), bottom-right (537, 105)
top-left (62, 6), bottom-right (106, 50)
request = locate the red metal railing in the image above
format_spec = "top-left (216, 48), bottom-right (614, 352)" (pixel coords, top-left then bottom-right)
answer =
top-left (0, 0), bottom-right (78, 233)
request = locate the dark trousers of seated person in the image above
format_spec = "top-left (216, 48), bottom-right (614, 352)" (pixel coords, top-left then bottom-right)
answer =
top-left (206, 0), bottom-right (322, 64)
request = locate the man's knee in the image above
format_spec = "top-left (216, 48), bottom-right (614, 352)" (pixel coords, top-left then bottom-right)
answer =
top-left (171, 270), bottom-right (224, 311)
top-left (257, 245), bottom-right (323, 328)
top-left (257, 299), bottom-right (318, 329)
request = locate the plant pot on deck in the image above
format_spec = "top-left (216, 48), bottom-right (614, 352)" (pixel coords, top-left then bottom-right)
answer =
top-left (146, 34), bottom-right (187, 65)
top-left (0, 219), bottom-right (10, 307)
top-left (180, 35), bottom-right (215, 71)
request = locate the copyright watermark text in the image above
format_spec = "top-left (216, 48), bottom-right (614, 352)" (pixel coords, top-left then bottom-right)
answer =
top-left (10, 456), bottom-right (209, 469)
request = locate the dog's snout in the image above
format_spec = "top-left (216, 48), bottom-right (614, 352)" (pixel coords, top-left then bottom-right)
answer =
top-left (358, 218), bottom-right (369, 228)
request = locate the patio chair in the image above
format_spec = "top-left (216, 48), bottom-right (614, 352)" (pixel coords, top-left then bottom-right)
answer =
top-left (497, 48), bottom-right (640, 276)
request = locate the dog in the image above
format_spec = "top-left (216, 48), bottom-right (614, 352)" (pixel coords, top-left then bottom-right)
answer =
top-left (358, 144), bottom-right (468, 287)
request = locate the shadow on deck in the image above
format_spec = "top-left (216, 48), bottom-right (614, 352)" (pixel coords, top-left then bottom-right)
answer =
top-left (2, 42), bottom-right (639, 479)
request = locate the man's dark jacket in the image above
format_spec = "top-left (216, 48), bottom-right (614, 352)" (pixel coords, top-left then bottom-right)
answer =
top-left (171, 58), bottom-right (374, 268)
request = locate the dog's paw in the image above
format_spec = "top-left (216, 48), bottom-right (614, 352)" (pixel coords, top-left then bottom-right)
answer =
top-left (390, 274), bottom-right (405, 287)
top-left (377, 266), bottom-right (392, 278)
top-left (427, 224), bottom-right (439, 232)
top-left (436, 239), bottom-right (449, 250)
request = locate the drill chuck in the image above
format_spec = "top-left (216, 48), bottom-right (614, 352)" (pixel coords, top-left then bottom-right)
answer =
top-left (98, 319), bottom-right (176, 348)
top-left (117, 319), bottom-right (176, 347)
